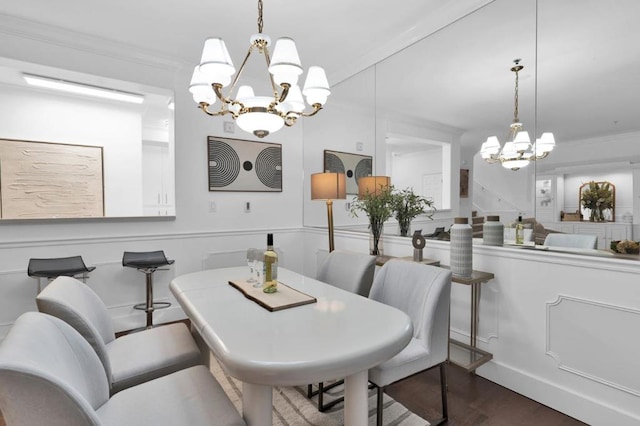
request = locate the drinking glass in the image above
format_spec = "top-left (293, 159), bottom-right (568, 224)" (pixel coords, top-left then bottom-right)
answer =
top-left (246, 248), bottom-right (259, 284)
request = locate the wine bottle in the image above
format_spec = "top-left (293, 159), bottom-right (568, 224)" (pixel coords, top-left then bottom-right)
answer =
top-left (262, 233), bottom-right (278, 293)
top-left (515, 215), bottom-right (524, 245)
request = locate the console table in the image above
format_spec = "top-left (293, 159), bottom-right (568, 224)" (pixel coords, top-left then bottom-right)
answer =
top-left (445, 268), bottom-right (495, 373)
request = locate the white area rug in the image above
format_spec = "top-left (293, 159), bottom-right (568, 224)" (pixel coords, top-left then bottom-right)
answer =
top-left (210, 357), bottom-right (429, 426)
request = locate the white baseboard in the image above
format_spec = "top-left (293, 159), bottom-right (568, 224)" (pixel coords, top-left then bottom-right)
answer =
top-left (477, 360), bottom-right (640, 426)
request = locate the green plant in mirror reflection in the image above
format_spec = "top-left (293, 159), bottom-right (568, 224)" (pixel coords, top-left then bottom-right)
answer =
top-left (391, 187), bottom-right (436, 237)
top-left (350, 185), bottom-right (394, 255)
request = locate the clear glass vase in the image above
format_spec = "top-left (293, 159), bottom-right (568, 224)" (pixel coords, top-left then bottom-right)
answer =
top-left (369, 225), bottom-right (384, 256)
top-left (398, 217), bottom-right (411, 237)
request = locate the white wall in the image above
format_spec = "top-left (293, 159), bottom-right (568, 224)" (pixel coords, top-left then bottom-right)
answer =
top-left (0, 16), bottom-right (304, 333)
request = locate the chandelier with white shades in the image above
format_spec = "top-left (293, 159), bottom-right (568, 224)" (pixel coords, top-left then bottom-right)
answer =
top-left (480, 59), bottom-right (555, 171)
top-left (189, 0), bottom-right (330, 138)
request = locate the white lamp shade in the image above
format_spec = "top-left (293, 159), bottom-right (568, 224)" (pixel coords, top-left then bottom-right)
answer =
top-left (277, 84), bottom-right (305, 113)
top-left (199, 37), bottom-right (235, 85)
top-left (513, 131), bottom-right (531, 152)
top-left (501, 141), bottom-right (518, 157)
top-left (311, 172), bottom-right (346, 200)
top-left (269, 37), bottom-right (303, 86)
top-left (480, 136), bottom-right (501, 158)
top-left (303, 66), bottom-right (331, 106)
top-left (189, 66), bottom-right (217, 105)
top-left (229, 85), bottom-right (255, 114)
top-left (236, 85), bottom-right (255, 101)
top-left (358, 175), bottom-right (390, 198)
top-left (537, 132), bottom-right (556, 152)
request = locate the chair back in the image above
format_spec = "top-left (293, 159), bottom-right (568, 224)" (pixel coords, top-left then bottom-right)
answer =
top-left (316, 250), bottom-right (376, 296)
top-left (0, 312), bottom-right (109, 425)
top-left (543, 233), bottom-right (598, 249)
top-left (36, 276), bottom-right (115, 381)
top-left (369, 260), bottom-right (452, 364)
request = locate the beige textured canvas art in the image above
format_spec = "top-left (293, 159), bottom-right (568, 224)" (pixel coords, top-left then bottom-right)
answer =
top-left (0, 139), bottom-right (104, 219)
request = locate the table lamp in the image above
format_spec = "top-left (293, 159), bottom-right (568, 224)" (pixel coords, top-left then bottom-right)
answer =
top-left (311, 172), bottom-right (346, 252)
top-left (358, 175), bottom-right (391, 197)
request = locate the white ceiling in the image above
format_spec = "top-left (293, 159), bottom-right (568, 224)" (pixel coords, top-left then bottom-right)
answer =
top-left (0, 0), bottom-right (638, 151)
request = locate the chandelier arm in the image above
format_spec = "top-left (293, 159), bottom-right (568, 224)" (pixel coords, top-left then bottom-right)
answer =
top-left (227, 45), bottom-right (255, 97)
top-left (198, 102), bottom-right (232, 117)
top-left (297, 104), bottom-right (323, 118)
top-left (277, 83), bottom-right (290, 103)
top-left (212, 83), bottom-right (230, 104)
top-left (513, 69), bottom-right (519, 123)
top-left (260, 45), bottom-right (281, 100)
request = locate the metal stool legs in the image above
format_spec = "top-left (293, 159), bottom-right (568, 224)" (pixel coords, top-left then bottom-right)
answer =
top-left (132, 267), bottom-right (171, 328)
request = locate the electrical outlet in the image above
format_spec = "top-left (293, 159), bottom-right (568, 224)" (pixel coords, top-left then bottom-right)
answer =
top-left (224, 121), bottom-right (235, 133)
top-left (209, 201), bottom-right (216, 213)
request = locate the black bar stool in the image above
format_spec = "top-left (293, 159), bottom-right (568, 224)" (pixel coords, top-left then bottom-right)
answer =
top-left (27, 256), bottom-right (96, 293)
top-left (122, 251), bottom-right (174, 328)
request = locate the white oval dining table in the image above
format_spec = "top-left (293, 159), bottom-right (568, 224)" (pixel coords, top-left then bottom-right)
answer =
top-left (170, 266), bottom-right (413, 426)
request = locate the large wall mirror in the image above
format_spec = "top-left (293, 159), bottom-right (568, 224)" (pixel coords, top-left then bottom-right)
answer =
top-left (303, 0), bottom-right (536, 233)
top-left (303, 0), bottom-right (638, 253)
top-left (534, 0), bottom-right (639, 245)
top-left (0, 57), bottom-right (175, 219)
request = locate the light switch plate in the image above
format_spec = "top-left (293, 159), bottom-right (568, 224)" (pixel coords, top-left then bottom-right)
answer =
top-left (224, 121), bottom-right (235, 133)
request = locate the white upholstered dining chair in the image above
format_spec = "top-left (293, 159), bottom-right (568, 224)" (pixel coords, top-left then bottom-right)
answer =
top-left (309, 249), bottom-right (377, 411)
top-left (316, 249), bottom-right (377, 297)
top-left (543, 233), bottom-right (598, 249)
top-left (0, 312), bottom-right (246, 426)
top-left (36, 275), bottom-right (203, 394)
top-left (368, 259), bottom-right (452, 426)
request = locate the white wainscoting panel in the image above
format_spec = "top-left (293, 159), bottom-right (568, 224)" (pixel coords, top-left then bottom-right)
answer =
top-left (547, 295), bottom-right (640, 397)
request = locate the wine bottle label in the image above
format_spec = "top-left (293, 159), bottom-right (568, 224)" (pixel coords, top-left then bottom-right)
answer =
top-left (263, 250), bottom-right (278, 293)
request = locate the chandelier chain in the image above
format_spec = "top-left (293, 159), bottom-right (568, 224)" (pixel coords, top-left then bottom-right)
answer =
top-left (513, 67), bottom-right (519, 123)
top-left (257, 0), bottom-right (264, 33)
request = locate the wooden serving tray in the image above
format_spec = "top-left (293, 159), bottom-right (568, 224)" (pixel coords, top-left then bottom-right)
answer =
top-left (228, 280), bottom-right (317, 312)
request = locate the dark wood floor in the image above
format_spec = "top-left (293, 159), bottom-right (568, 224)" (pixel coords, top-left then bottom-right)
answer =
top-left (386, 364), bottom-right (587, 426)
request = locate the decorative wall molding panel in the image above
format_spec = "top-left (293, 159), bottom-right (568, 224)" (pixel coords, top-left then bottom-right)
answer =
top-left (546, 295), bottom-right (640, 397)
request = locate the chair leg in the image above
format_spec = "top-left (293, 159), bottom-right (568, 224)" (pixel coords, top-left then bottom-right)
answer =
top-left (429, 362), bottom-right (449, 426)
top-left (318, 382), bottom-right (324, 411)
top-left (307, 384), bottom-right (313, 398)
top-left (440, 362), bottom-right (448, 421)
top-left (376, 385), bottom-right (384, 426)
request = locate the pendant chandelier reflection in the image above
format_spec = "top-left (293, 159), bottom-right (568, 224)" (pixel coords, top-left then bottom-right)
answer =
top-left (480, 59), bottom-right (555, 171)
top-left (189, 0), bottom-right (330, 138)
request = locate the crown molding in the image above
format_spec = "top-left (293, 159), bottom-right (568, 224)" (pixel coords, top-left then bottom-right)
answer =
top-left (0, 13), bottom-right (185, 72)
